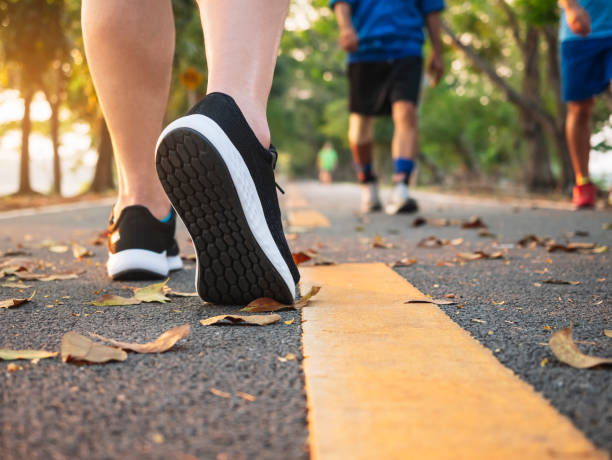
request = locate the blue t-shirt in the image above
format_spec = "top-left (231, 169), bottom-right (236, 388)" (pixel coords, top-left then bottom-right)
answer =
top-left (560, 0), bottom-right (612, 42)
top-left (330, 0), bottom-right (445, 62)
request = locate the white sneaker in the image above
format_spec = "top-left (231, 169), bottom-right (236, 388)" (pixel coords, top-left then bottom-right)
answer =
top-left (386, 182), bottom-right (418, 214)
top-left (360, 182), bottom-right (382, 213)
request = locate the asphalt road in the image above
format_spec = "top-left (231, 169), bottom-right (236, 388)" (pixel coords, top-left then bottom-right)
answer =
top-left (0, 181), bottom-right (611, 458)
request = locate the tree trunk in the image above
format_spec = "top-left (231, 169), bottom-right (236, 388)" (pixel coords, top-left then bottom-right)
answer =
top-left (50, 100), bottom-right (61, 195)
top-left (89, 116), bottom-right (115, 192)
top-left (17, 89), bottom-right (34, 195)
top-left (543, 26), bottom-right (573, 192)
top-left (520, 27), bottom-right (555, 191)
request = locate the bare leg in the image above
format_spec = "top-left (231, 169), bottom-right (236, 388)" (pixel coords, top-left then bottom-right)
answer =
top-left (195, 0), bottom-right (289, 148)
top-left (391, 101), bottom-right (418, 160)
top-left (82, 0), bottom-right (174, 219)
top-left (348, 113), bottom-right (375, 182)
top-left (566, 98), bottom-right (594, 183)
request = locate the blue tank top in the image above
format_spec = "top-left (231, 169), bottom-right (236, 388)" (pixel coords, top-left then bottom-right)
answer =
top-left (560, 0), bottom-right (612, 42)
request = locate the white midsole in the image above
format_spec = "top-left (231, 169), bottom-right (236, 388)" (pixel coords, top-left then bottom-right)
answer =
top-left (107, 249), bottom-right (175, 277)
top-left (156, 114), bottom-right (296, 300)
top-left (167, 254), bottom-right (183, 271)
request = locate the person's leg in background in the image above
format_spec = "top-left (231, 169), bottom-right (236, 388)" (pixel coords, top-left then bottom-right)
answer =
top-left (82, 0), bottom-right (174, 220)
top-left (387, 100), bottom-right (419, 214)
top-left (566, 97), bottom-right (597, 208)
top-left (155, 0), bottom-right (300, 305)
top-left (82, 0), bottom-right (183, 280)
top-left (348, 113), bottom-right (381, 212)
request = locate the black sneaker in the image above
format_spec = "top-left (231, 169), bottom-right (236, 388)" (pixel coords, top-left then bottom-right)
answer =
top-left (106, 205), bottom-right (183, 280)
top-left (155, 92), bottom-right (300, 305)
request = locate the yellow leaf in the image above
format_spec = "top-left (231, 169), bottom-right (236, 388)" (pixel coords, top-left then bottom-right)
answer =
top-left (88, 324), bottom-right (190, 354)
top-left (72, 242), bottom-right (92, 260)
top-left (277, 353), bottom-right (297, 362)
top-left (133, 279), bottom-right (171, 303)
top-left (210, 387), bottom-right (231, 398)
top-left (91, 294), bottom-right (141, 306)
top-left (236, 391), bottom-right (256, 402)
top-left (604, 329), bottom-right (612, 338)
top-left (284, 318), bottom-right (295, 325)
top-left (371, 234), bottom-right (393, 249)
top-left (549, 326), bottom-right (612, 369)
top-left (540, 358), bottom-right (548, 367)
top-left (0, 349), bottom-right (58, 361)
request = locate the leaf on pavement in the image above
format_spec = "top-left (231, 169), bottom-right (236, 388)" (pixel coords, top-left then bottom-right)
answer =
top-left (602, 223), bottom-right (612, 230)
top-left (542, 279), bottom-right (580, 286)
top-left (91, 294), bottom-right (142, 306)
top-left (200, 314), bottom-right (281, 326)
top-left (0, 291), bottom-right (36, 309)
top-left (404, 297), bottom-right (458, 305)
top-left (592, 245), bottom-right (608, 254)
top-left (478, 230), bottom-right (496, 238)
top-left (72, 242), bottom-right (92, 260)
top-left (236, 391), bottom-right (256, 402)
top-left (89, 230), bottom-right (108, 246)
top-left (604, 329), bottom-right (612, 338)
top-left (133, 279), bottom-right (171, 303)
top-left (429, 218), bottom-right (450, 227)
top-left (546, 242), bottom-right (596, 253)
top-left (292, 251), bottom-right (312, 265)
top-left (461, 216), bottom-right (487, 229)
top-left (2, 282), bottom-right (32, 288)
top-left (210, 388), bottom-right (231, 398)
top-left (61, 331), bottom-right (127, 363)
top-left (88, 324), bottom-right (190, 354)
top-left (0, 349), bottom-right (58, 361)
top-left (284, 318), bottom-right (295, 325)
top-left (277, 353), bottom-right (297, 362)
top-left (371, 234), bottom-right (393, 249)
top-left (14, 271), bottom-right (80, 282)
top-left (549, 326), bottom-right (612, 369)
top-left (390, 258), bottom-right (417, 267)
top-left (417, 236), bottom-right (444, 248)
top-left (458, 251), bottom-right (503, 261)
top-left (241, 286), bottom-right (321, 312)
top-left (0, 257), bottom-right (40, 272)
top-left (48, 244), bottom-right (69, 253)
top-left (162, 286), bottom-right (198, 297)
top-left (412, 217), bottom-right (427, 227)
top-left (517, 234), bottom-right (541, 248)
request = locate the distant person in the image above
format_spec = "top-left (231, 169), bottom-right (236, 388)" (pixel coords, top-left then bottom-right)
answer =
top-left (559, 0), bottom-right (612, 208)
top-left (317, 141), bottom-right (339, 184)
top-left (331, 0), bottom-right (444, 214)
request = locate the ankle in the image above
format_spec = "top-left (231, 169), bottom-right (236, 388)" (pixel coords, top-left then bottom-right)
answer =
top-left (115, 192), bottom-right (171, 221)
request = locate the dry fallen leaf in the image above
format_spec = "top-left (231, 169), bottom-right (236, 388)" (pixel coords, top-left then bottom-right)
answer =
top-left (404, 297), bottom-right (458, 306)
top-left (542, 279), bottom-right (580, 286)
top-left (89, 324), bottom-right (190, 353)
top-left (91, 294), bottom-right (142, 307)
top-left (412, 217), bottom-right (427, 227)
top-left (417, 236), bottom-right (444, 248)
top-left (461, 216), bottom-right (487, 229)
top-left (471, 318), bottom-right (486, 324)
top-left (284, 318), bottom-right (295, 325)
top-left (458, 251), bottom-right (503, 261)
top-left (133, 279), bottom-right (171, 303)
top-left (450, 238), bottom-right (464, 246)
top-left (604, 330), bottom-right (612, 338)
top-left (2, 282), bottom-right (32, 288)
top-left (549, 326), bottom-right (612, 369)
top-left (61, 331), bottom-right (127, 363)
top-left (89, 230), bottom-right (108, 246)
top-left (210, 388), bottom-right (231, 398)
top-left (371, 234), bottom-right (393, 249)
top-left (48, 244), bottom-right (69, 253)
top-left (14, 271), bottom-right (79, 282)
top-left (241, 286), bottom-right (321, 312)
top-left (72, 242), bottom-right (92, 260)
top-left (292, 251), bottom-right (312, 265)
top-left (236, 391), bottom-right (256, 402)
top-left (429, 218), bottom-right (450, 227)
top-left (200, 314), bottom-right (281, 326)
top-left (593, 245), bottom-right (608, 254)
top-left (162, 286), bottom-right (198, 297)
top-left (390, 258), bottom-right (417, 267)
top-left (0, 291), bottom-right (36, 309)
top-left (602, 223), bottom-right (612, 230)
top-left (0, 349), bottom-right (58, 360)
top-left (546, 242), bottom-right (596, 253)
top-left (278, 353), bottom-right (297, 362)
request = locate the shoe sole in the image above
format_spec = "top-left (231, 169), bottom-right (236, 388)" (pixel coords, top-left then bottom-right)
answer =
top-left (386, 199), bottom-right (418, 215)
top-left (155, 115), bottom-right (295, 305)
top-left (107, 249), bottom-right (183, 280)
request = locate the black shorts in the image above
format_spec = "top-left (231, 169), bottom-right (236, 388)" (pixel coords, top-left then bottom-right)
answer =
top-left (348, 56), bottom-right (423, 116)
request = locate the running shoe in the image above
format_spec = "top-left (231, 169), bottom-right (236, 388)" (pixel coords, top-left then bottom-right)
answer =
top-left (155, 92), bottom-right (300, 305)
top-left (385, 182), bottom-right (418, 214)
top-left (572, 183), bottom-right (596, 209)
top-left (107, 205), bottom-right (183, 280)
top-left (360, 182), bottom-right (382, 213)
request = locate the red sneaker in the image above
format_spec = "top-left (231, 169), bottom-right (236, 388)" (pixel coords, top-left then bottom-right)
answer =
top-left (572, 183), bottom-right (597, 209)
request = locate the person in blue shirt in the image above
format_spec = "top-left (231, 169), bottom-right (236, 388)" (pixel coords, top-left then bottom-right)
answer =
top-left (331, 0), bottom-right (445, 214)
top-left (559, 0), bottom-right (612, 208)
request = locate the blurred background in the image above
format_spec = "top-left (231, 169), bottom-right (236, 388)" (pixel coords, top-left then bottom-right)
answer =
top-left (0, 0), bottom-right (610, 203)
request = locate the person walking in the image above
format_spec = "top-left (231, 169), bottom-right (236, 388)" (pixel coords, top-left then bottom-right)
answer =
top-left (82, 0), bottom-right (299, 304)
top-left (331, 0), bottom-right (444, 214)
top-left (317, 142), bottom-right (339, 184)
top-left (559, 0), bottom-right (612, 208)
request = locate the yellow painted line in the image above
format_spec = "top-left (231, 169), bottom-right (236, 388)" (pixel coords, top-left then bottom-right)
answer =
top-left (287, 209), bottom-right (330, 228)
top-left (301, 263), bottom-right (607, 460)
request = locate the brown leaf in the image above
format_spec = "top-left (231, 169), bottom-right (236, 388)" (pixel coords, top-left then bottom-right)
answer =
top-left (417, 236), bottom-right (444, 248)
top-left (517, 234), bottom-right (541, 248)
top-left (89, 230), bottom-right (108, 246)
top-left (200, 314), bottom-right (281, 326)
top-left (461, 216), bottom-right (487, 229)
top-left (133, 279), bottom-right (171, 303)
top-left (458, 252), bottom-right (486, 261)
top-left (242, 286), bottom-right (321, 312)
top-left (0, 349), bottom-right (58, 360)
top-left (0, 257), bottom-right (40, 271)
top-left (236, 391), bottom-right (256, 402)
top-left (404, 297), bottom-right (458, 306)
top-left (429, 218), bottom-right (450, 227)
top-left (371, 234), bottom-right (393, 249)
top-left (210, 388), bottom-right (231, 398)
top-left (61, 331), bottom-right (127, 363)
top-left (412, 217), bottom-right (427, 227)
top-left (292, 251), bottom-right (312, 265)
top-left (546, 241), bottom-right (596, 253)
top-left (549, 326), bottom-right (612, 369)
top-left (542, 279), bottom-right (580, 286)
top-left (604, 329), bottom-right (612, 338)
top-left (72, 242), bottom-right (92, 260)
top-left (91, 294), bottom-right (141, 306)
top-left (88, 324), bottom-right (190, 353)
top-left (0, 249), bottom-right (28, 257)
top-left (478, 230), bottom-right (496, 238)
top-left (294, 286), bottom-right (321, 309)
top-left (390, 258), bottom-right (417, 267)
top-left (2, 282), bottom-right (32, 288)
top-left (0, 291), bottom-right (35, 309)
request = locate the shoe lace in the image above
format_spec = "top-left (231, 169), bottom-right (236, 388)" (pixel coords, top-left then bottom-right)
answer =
top-left (269, 144), bottom-right (285, 194)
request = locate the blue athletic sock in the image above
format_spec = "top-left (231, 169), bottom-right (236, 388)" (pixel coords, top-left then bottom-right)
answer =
top-left (160, 209), bottom-right (173, 223)
top-left (393, 158), bottom-right (415, 184)
top-left (355, 162), bottom-right (375, 183)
